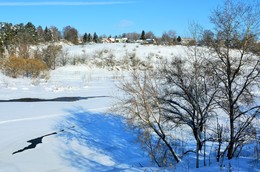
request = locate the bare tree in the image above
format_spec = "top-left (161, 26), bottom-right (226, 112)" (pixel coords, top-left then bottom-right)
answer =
top-left (188, 21), bottom-right (203, 44)
top-left (123, 32), bottom-right (140, 41)
top-left (63, 26), bottom-right (79, 44)
top-left (160, 54), bottom-right (219, 168)
top-left (161, 30), bottom-right (177, 45)
top-left (50, 26), bottom-right (62, 42)
top-left (115, 70), bottom-right (180, 166)
top-left (158, 23), bottom-right (218, 168)
top-left (201, 30), bottom-right (214, 47)
top-left (41, 44), bottom-right (62, 70)
top-left (145, 31), bottom-right (155, 39)
top-left (209, 0), bottom-right (260, 160)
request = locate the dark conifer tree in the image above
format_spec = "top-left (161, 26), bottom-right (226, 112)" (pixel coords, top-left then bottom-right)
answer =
top-left (93, 32), bottom-right (98, 43)
top-left (177, 36), bottom-right (182, 43)
top-left (83, 33), bottom-right (87, 43)
top-left (141, 30), bottom-right (146, 40)
top-left (87, 33), bottom-right (92, 42)
top-left (24, 22), bottom-right (37, 44)
top-left (44, 27), bottom-right (52, 42)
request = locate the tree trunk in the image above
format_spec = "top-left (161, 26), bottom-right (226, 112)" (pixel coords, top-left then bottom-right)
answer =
top-left (162, 137), bottom-right (180, 163)
top-left (217, 141), bottom-right (222, 162)
top-left (204, 129), bottom-right (206, 166)
top-left (227, 124), bottom-right (234, 159)
top-left (193, 128), bottom-right (203, 151)
top-left (193, 128), bottom-right (203, 168)
top-left (196, 142), bottom-right (200, 168)
top-left (227, 109), bottom-right (234, 159)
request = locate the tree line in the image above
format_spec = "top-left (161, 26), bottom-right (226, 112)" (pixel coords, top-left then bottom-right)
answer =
top-left (0, 21), bottom-right (185, 56)
top-left (0, 21), bottom-right (183, 79)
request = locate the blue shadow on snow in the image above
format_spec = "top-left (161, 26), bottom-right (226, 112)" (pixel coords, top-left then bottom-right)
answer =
top-left (55, 107), bottom-right (154, 171)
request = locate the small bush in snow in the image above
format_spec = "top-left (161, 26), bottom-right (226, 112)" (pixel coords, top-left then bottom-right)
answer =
top-left (103, 49), bottom-right (109, 54)
top-left (58, 49), bottom-right (70, 66)
top-left (93, 50), bottom-right (103, 59)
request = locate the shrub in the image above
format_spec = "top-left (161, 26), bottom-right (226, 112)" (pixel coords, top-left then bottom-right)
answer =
top-left (24, 58), bottom-right (48, 78)
top-left (188, 40), bottom-right (196, 46)
top-left (2, 56), bottom-right (24, 78)
top-left (1, 56), bottom-right (48, 78)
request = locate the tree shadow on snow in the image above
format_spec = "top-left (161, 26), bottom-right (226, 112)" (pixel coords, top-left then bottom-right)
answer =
top-left (55, 107), bottom-right (154, 171)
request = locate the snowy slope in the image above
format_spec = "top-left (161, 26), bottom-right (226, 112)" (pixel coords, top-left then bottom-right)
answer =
top-left (0, 44), bottom-right (259, 172)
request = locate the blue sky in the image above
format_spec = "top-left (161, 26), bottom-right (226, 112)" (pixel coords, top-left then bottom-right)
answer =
top-left (0, 0), bottom-right (221, 37)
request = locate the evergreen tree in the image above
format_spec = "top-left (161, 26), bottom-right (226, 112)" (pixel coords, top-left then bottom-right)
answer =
top-left (177, 36), bottom-right (182, 43)
top-left (93, 32), bottom-right (98, 43)
top-left (44, 27), bottom-right (52, 42)
top-left (24, 22), bottom-right (37, 44)
top-left (141, 30), bottom-right (146, 40)
top-left (1, 23), bottom-right (17, 55)
top-left (87, 33), bottom-right (92, 42)
top-left (83, 33), bottom-right (87, 43)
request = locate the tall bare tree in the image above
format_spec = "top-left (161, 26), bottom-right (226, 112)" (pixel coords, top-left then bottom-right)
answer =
top-left (159, 22), bottom-right (219, 168)
top-left (115, 70), bottom-right (181, 166)
top-left (160, 53), bottom-right (219, 168)
top-left (209, 0), bottom-right (260, 159)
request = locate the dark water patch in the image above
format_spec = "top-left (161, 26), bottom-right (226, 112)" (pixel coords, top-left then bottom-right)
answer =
top-left (0, 96), bottom-right (108, 102)
top-left (13, 127), bottom-right (74, 155)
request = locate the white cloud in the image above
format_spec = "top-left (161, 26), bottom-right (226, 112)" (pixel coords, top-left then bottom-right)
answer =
top-left (0, 1), bottom-right (135, 6)
top-left (117, 20), bottom-right (134, 29)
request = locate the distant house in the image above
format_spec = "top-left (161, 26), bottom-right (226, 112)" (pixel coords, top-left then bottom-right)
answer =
top-left (116, 38), bottom-right (128, 43)
top-left (136, 39), bottom-right (156, 44)
top-left (145, 39), bottom-right (156, 44)
top-left (135, 39), bottom-right (144, 44)
top-left (181, 38), bottom-right (196, 45)
top-left (102, 37), bottom-right (128, 43)
top-left (102, 38), bottom-right (115, 43)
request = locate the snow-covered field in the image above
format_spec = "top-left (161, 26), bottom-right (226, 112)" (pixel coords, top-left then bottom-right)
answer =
top-left (0, 43), bottom-right (259, 172)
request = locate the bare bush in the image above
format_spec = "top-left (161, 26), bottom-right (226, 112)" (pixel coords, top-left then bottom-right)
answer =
top-left (58, 48), bottom-right (70, 66)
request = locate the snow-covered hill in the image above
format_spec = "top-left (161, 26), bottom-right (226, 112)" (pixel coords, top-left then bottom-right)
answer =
top-left (0, 43), bottom-right (259, 172)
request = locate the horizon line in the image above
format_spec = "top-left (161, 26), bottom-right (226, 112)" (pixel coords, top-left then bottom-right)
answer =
top-left (0, 1), bottom-right (135, 6)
